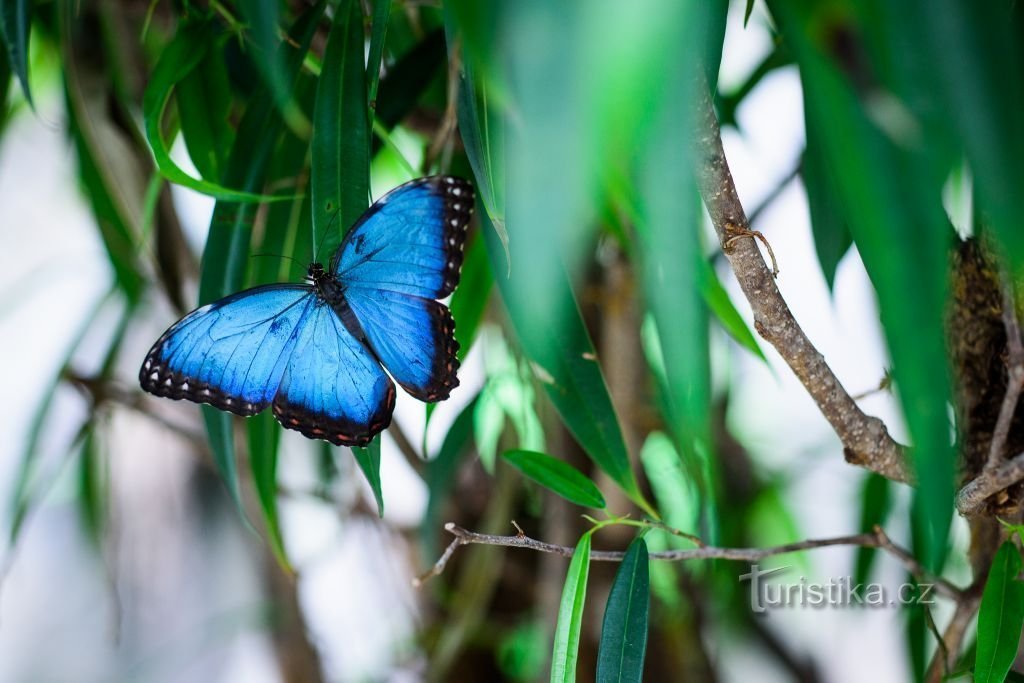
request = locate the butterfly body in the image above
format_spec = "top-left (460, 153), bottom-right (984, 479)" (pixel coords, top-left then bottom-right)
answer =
top-left (140, 176), bottom-right (473, 446)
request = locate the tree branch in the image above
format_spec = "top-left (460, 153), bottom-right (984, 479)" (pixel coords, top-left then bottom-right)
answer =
top-left (415, 522), bottom-right (963, 601)
top-left (690, 78), bottom-right (912, 484)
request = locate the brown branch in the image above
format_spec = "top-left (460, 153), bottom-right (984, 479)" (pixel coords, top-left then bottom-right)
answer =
top-left (957, 451), bottom-right (1024, 515)
top-left (415, 523), bottom-right (963, 601)
top-left (690, 78), bottom-right (912, 484)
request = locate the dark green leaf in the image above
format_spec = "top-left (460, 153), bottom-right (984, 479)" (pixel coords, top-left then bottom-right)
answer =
top-left (373, 28), bottom-right (445, 156)
top-left (76, 425), bottom-right (104, 545)
top-left (312, 0), bottom-right (369, 257)
top-left (502, 450), bottom-right (605, 509)
top-left (596, 537), bottom-right (650, 683)
top-left (237, 0), bottom-right (311, 136)
top-left (975, 541), bottom-right (1024, 683)
top-left (853, 473), bottom-right (892, 585)
top-left (353, 440), bottom-right (384, 517)
top-left (422, 395), bottom-right (479, 555)
top-left (198, 2), bottom-right (323, 509)
top-left (774, 0), bottom-right (955, 571)
top-left (143, 22), bottom-right (284, 202)
top-left (551, 534), bottom-right (592, 683)
top-left (366, 0), bottom-right (391, 110)
top-left (177, 36), bottom-right (234, 182)
top-left (449, 230), bottom-right (492, 361)
top-left (802, 98), bottom-right (851, 290)
top-left (743, 0), bottom-right (756, 27)
top-left (248, 413), bottom-right (287, 567)
top-left (0, 0), bottom-right (31, 107)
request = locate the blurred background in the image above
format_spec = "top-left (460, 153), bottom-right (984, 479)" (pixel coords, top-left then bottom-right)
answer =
top-left (0, 0), bottom-right (1010, 681)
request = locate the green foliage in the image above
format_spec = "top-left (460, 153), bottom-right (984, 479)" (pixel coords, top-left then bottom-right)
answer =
top-left (975, 541), bottom-right (1024, 683)
top-left (596, 536), bottom-right (650, 683)
top-left (502, 449), bottom-right (606, 509)
top-left (551, 534), bottom-right (592, 683)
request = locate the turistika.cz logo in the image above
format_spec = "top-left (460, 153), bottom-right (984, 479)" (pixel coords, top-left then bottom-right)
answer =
top-left (738, 564), bottom-right (937, 613)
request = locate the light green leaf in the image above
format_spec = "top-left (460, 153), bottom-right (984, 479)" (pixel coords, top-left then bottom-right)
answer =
top-left (503, 449), bottom-right (605, 509)
top-left (353, 441), bottom-right (384, 517)
top-left (551, 534), bottom-right (592, 683)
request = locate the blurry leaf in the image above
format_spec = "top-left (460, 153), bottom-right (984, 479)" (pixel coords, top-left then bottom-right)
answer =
top-left (596, 536), bottom-right (650, 683)
top-left (497, 620), bottom-right (548, 683)
top-left (775, 0), bottom-right (955, 571)
top-left (422, 395), bottom-right (479, 554)
top-left (365, 0), bottom-right (391, 110)
top-left (76, 425), bottom-right (104, 545)
top-left (247, 413), bottom-right (287, 566)
top-left (353, 441), bottom-right (384, 517)
top-left (144, 21), bottom-right (285, 202)
top-left (450, 230), bottom-right (493, 361)
top-left (975, 541), bottom-right (1024, 683)
top-left (0, 0), bottom-right (31, 107)
top-left (177, 37), bottom-right (234, 182)
top-left (743, 0), bottom-right (756, 27)
top-left (551, 534), bottom-right (591, 683)
top-left (640, 432), bottom-right (700, 541)
top-left (373, 28), bottom-right (445, 145)
top-left (853, 473), bottom-right (892, 585)
top-left (698, 256), bottom-right (767, 363)
top-left (311, 0), bottom-right (368, 259)
top-left (503, 449), bottom-right (605, 509)
top-left (906, 597), bottom-right (927, 683)
top-left (237, 0), bottom-right (310, 137)
top-left (802, 102), bottom-right (851, 290)
top-left (198, 2), bottom-right (323, 508)
top-left (716, 42), bottom-right (793, 129)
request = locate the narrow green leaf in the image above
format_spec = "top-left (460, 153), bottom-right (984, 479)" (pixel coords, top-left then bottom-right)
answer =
top-left (353, 440), bottom-right (384, 517)
top-left (422, 395), bottom-right (479, 555)
top-left (143, 22), bottom-right (287, 202)
top-left (366, 0), bottom-right (392, 110)
top-left (743, 0), bottom-right (756, 27)
top-left (372, 28), bottom-right (445, 157)
top-left (698, 258), bottom-right (767, 363)
top-left (449, 230), bottom-right (492, 362)
top-left (975, 541), bottom-right (1024, 683)
top-left (198, 2), bottom-right (323, 509)
top-left (853, 473), bottom-right (892, 585)
top-left (503, 450), bottom-right (605, 509)
top-left (596, 537), bottom-right (650, 683)
top-left (176, 36), bottom-right (234, 182)
top-left (76, 425), bottom-right (104, 545)
top-left (551, 534), bottom-right (592, 683)
top-left (311, 0), bottom-right (369, 258)
top-left (237, 0), bottom-right (311, 137)
top-left (247, 413), bottom-right (288, 566)
top-left (0, 0), bottom-right (31, 107)
top-left (802, 98), bottom-right (851, 290)
top-left (774, 0), bottom-right (955, 571)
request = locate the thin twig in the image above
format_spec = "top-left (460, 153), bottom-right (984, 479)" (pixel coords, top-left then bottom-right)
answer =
top-left (986, 276), bottom-right (1024, 471)
top-left (925, 588), bottom-right (982, 683)
top-left (957, 450), bottom-right (1024, 515)
top-left (690, 75), bottom-right (911, 484)
top-left (415, 523), bottom-right (963, 601)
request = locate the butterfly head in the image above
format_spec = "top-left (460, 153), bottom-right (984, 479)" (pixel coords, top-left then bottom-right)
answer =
top-left (307, 262), bottom-right (327, 284)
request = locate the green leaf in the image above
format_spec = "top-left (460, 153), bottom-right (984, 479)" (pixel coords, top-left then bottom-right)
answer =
top-left (449, 230), bottom-right (493, 362)
top-left (312, 0), bottom-right (369, 257)
top-left (176, 36), bottom-right (234, 182)
top-left (596, 537), bottom-right (650, 683)
top-left (975, 541), bottom-right (1024, 683)
top-left (76, 425), bottom-right (104, 546)
top-left (743, 0), bottom-right (756, 27)
top-left (247, 413), bottom-right (287, 566)
top-left (0, 0), bottom-right (31, 107)
top-left (774, 0), bottom-right (955, 571)
top-left (422, 395), bottom-right (479, 555)
top-left (802, 96), bottom-right (851, 290)
top-left (353, 441), bottom-right (384, 517)
top-left (365, 0), bottom-right (391, 110)
top-left (502, 449), bottom-right (605, 509)
top-left (198, 2), bottom-right (323, 509)
top-left (551, 534), bottom-right (591, 683)
top-left (373, 28), bottom-right (446, 152)
top-left (237, 0), bottom-right (311, 137)
top-left (143, 22), bottom-right (287, 202)
top-left (853, 473), bottom-right (892, 585)
top-left (698, 258), bottom-right (767, 363)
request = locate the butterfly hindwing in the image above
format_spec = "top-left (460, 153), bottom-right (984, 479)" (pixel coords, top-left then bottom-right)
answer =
top-left (140, 285), bottom-right (314, 415)
top-left (272, 302), bottom-right (396, 446)
top-left (333, 176), bottom-right (474, 299)
top-left (344, 286), bottom-right (459, 402)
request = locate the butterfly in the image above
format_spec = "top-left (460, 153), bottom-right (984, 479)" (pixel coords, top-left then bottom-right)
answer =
top-left (140, 176), bottom-right (474, 446)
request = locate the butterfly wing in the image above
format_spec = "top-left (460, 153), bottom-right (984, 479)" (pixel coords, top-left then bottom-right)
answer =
top-left (140, 285), bottom-right (314, 415)
top-left (272, 302), bottom-right (396, 446)
top-left (332, 176), bottom-right (474, 298)
top-left (332, 176), bottom-right (473, 402)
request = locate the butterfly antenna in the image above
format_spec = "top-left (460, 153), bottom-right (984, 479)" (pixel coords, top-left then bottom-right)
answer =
top-left (313, 208), bottom-right (343, 264)
top-left (251, 252), bottom-right (305, 267)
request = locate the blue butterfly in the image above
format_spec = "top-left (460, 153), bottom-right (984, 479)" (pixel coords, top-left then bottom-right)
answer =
top-left (140, 176), bottom-right (474, 446)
